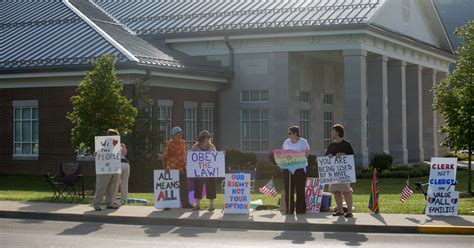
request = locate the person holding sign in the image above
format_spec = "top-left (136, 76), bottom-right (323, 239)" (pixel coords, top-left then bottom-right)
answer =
top-left (191, 130), bottom-right (217, 211)
top-left (163, 127), bottom-right (193, 209)
top-left (281, 126), bottom-right (310, 215)
top-left (326, 124), bottom-right (354, 218)
top-left (93, 129), bottom-right (122, 211)
top-left (118, 142), bottom-right (130, 205)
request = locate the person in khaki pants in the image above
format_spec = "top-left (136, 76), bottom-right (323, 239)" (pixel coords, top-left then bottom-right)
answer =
top-left (119, 143), bottom-right (130, 204)
top-left (94, 129), bottom-right (121, 211)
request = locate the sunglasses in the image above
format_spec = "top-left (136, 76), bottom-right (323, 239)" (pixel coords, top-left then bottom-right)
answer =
top-left (288, 132), bottom-right (295, 135)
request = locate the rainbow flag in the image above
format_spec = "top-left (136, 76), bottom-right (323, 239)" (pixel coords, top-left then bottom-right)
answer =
top-left (368, 168), bottom-right (380, 214)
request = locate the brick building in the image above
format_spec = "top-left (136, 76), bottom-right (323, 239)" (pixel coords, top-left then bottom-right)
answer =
top-left (1, 0), bottom-right (466, 175)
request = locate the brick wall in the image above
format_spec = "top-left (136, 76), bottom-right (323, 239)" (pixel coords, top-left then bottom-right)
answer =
top-left (0, 85), bottom-right (217, 176)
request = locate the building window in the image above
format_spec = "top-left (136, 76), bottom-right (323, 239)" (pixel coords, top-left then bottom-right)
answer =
top-left (241, 90), bottom-right (269, 102)
top-left (241, 109), bottom-right (269, 152)
top-left (184, 108), bottom-right (197, 149)
top-left (202, 108), bottom-right (213, 133)
top-left (323, 94), bottom-right (334, 105)
top-left (323, 111), bottom-right (333, 149)
top-left (158, 106), bottom-right (172, 152)
top-left (13, 107), bottom-right (39, 156)
top-left (300, 110), bottom-right (310, 141)
top-left (300, 91), bottom-right (310, 103)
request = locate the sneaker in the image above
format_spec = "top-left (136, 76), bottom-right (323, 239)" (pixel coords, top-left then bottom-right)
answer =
top-left (106, 202), bottom-right (120, 209)
top-left (93, 204), bottom-right (103, 211)
top-left (207, 207), bottom-right (215, 212)
top-left (193, 205), bottom-right (201, 211)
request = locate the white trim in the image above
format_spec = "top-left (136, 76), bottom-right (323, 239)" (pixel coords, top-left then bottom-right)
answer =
top-left (149, 71), bottom-right (227, 83)
top-left (62, 0), bottom-right (139, 62)
top-left (184, 101), bottom-right (198, 108)
top-left (157, 100), bottom-right (173, 107)
top-left (429, 0), bottom-right (454, 53)
top-left (12, 100), bottom-right (38, 107)
top-left (201, 102), bottom-right (215, 109)
top-left (165, 30), bottom-right (366, 43)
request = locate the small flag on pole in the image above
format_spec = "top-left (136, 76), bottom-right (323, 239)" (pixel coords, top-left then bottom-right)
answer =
top-left (400, 177), bottom-right (414, 203)
top-left (368, 168), bottom-right (379, 214)
top-left (259, 178), bottom-right (277, 197)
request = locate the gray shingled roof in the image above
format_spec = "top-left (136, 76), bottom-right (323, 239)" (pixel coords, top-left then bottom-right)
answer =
top-left (91, 0), bottom-right (383, 35)
top-left (1, 0), bottom-right (228, 77)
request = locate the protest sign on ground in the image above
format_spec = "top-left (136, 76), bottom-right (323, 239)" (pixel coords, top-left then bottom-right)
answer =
top-left (428, 157), bottom-right (457, 192)
top-left (154, 170), bottom-right (180, 209)
top-left (425, 189), bottom-right (459, 216)
top-left (305, 177), bottom-right (324, 213)
top-left (224, 173), bottom-right (250, 214)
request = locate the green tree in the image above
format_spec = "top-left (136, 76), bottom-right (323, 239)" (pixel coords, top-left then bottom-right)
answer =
top-left (68, 55), bottom-right (137, 154)
top-left (433, 21), bottom-right (474, 194)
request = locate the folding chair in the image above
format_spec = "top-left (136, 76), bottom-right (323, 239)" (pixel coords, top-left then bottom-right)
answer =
top-left (45, 162), bottom-right (85, 202)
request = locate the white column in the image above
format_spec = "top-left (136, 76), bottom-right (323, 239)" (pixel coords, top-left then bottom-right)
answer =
top-left (367, 55), bottom-right (389, 157)
top-left (422, 69), bottom-right (438, 159)
top-left (388, 60), bottom-right (408, 165)
top-left (406, 64), bottom-right (424, 163)
top-left (343, 49), bottom-right (369, 167)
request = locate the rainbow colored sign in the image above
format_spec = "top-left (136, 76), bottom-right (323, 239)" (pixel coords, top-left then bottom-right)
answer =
top-left (273, 149), bottom-right (308, 173)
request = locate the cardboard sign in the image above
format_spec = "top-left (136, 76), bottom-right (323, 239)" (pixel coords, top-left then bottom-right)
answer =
top-left (224, 173), bottom-right (250, 214)
top-left (317, 155), bottom-right (356, 184)
top-left (154, 170), bottom-right (180, 209)
top-left (95, 136), bottom-right (121, 174)
top-left (425, 190), bottom-right (459, 216)
top-left (305, 178), bottom-right (324, 213)
top-left (428, 157), bottom-right (457, 192)
top-left (187, 151), bottom-right (225, 178)
top-left (273, 149), bottom-right (308, 173)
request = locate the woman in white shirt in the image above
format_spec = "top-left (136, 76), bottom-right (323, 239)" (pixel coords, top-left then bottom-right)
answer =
top-left (281, 126), bottom-right (310, 215)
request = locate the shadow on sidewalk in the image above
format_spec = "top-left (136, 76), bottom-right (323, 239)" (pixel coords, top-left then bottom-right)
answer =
top-left (273, 215), bottom-right (315, 244)
top-left (406, 215), bottom-right (474, 226)
top-left (323, 232), bottom-right (369, 246)
top-left (57, 222), bottom-right (103, 235)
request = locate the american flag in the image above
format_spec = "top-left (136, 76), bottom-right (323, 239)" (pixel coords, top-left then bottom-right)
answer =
top-left (259, 179), bottom-right (277, 197)
top-left (400, 184), bottom-right (414, 203)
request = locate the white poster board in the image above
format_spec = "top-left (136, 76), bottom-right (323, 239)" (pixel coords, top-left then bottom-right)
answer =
top-left (425, 190), bottom-right (459, 216)
top-left (187, 151), bottom-right (225, 178)
top-left (95, 135), bottom-right (121, 174)
top-left (317, 155), bottom-right (356, 184)
top-left (428, 157), bottom-right (457, 192)
top-left (224, 173), bottom-right (250, 214)
top-left (154, 170), bottom-right (180, 209)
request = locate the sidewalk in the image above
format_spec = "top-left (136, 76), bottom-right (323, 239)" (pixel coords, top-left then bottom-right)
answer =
top-left (0, 201), bottom-right (473, 235)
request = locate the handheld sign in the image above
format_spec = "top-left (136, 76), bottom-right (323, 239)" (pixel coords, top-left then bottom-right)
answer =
top-left (187, 151), bottom-right (225, 178)
top-left (317, 155), bottom-right (356, 184)
top-left (425, 190), bottom-right (459, 216)
top-left (273, 149), bottom-right (308, 173)
top-left (95, 136), bottom-right (121, 174)
top-left (428, 157), bottom-right (457, 192)
top-left (154, 170), bottom-right (180, 209)
top-left (224, 173), bottom-right (250, 214)
top-left (305, 178), bottom-right (324, 213)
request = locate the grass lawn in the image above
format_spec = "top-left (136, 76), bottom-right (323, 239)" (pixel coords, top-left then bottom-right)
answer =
top-left (1, 170), bottom-right (473, 215)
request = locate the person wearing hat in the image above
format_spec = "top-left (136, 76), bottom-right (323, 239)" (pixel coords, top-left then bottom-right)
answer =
top-left (162, 126), bottom-right (193, 209)
top-left (191, 130), bottom-right (217, 211)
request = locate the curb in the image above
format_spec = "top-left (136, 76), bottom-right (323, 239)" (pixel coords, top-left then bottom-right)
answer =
top-left (0, 210), bottom-right (472, 235)
top-left (416, 225), bottom-right (474, 235)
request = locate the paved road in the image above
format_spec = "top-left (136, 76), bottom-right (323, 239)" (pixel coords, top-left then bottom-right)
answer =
top-left (1, 218), bottom-right (473, 247)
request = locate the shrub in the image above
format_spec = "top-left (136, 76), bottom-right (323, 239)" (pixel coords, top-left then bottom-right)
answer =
top-left (225, 149), bottom-right (257, 171)
top-left (370, 153), bottom-right (393, 172)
